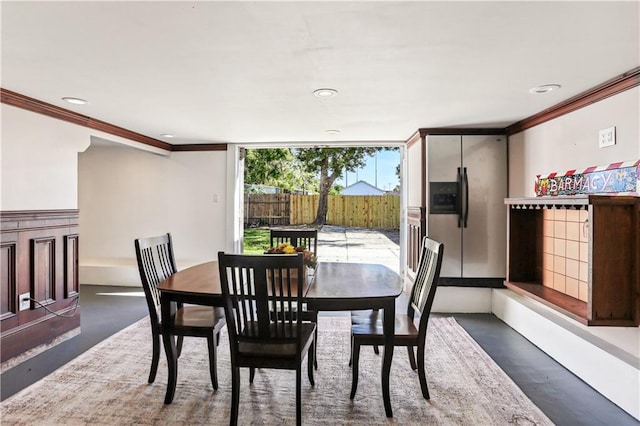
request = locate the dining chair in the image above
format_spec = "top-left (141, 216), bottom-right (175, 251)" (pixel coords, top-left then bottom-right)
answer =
top-left (217, 251), bottom-right (316, 426)
top-left (269, 228), bottom-right (319, 369)
top-left (349, 235), bottom-right (444, 400)
top-left (134, 233), bottom-right (226, 389)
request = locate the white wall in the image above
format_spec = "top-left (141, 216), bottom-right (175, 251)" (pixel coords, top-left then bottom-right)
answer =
top-left (1, 104), bottom-right (91, 210)
top-left (508, 87), bottom-right (640, 197)
top-left (78, 143), bottom-right (229, 285)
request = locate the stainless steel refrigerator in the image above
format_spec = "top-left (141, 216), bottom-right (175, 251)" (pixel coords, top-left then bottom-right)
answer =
top-left (426, 134), bottom-right (507, 286)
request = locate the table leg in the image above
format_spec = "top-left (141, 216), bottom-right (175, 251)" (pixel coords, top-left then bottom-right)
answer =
top-left (382, 298), bottom-right (395, 418)
top-left (161, 298), bottom-right (178, 404)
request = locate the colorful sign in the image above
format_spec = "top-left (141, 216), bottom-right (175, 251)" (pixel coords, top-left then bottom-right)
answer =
top-left (535, 160), bottom-right (640, 197)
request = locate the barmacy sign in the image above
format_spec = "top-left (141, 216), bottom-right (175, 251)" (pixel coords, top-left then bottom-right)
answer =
top-left (535, 161), bottom-right (639, 197)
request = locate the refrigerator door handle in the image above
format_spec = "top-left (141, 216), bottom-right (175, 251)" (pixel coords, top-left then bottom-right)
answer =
top-left (457, 167), bottom-right (463, 228)
top-left (463, 167), bottom-right (469, 228)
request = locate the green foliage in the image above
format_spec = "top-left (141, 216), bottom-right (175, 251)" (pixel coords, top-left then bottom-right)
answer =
top-left (244, 148), bottom-right (292, 187)
top-left (329, 184), bottom-right (344, 195)
top-left (242, 228), bottom-right (270, 254)
top-left (244, 148), bottom-right (317, 193)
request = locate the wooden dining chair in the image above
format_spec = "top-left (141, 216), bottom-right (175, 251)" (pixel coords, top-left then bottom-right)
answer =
top-left (268, 228), bottom-right (319, 369)
top-left (349, 236), bottom-right (444, 400)
top-left (217, 251), bottom-right (316, 426)
top-left (134, 233), bottom-right (226, 390)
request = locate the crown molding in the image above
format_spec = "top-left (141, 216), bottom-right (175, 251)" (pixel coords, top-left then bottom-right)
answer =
top-left (0, 89), bottom-right (227, 152)
top-left (506, 66), bottom-right (640, 135)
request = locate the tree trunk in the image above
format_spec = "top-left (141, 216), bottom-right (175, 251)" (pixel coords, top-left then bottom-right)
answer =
top-left (313, 188), bottom-right (329, 226)
top-left (312, 160), bottom-right (338, 226)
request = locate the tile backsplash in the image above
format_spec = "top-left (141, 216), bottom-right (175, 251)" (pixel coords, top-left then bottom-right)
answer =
top-left (542, 208), bottom-right (589, 302)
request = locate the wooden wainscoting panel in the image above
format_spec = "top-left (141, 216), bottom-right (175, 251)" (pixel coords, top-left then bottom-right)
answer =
top-left (30, 236), bottom-right (56, 307)
top-left (64, 234), bottom-right (79, 298)
top-left (0, 239), bottom-right (17, 320)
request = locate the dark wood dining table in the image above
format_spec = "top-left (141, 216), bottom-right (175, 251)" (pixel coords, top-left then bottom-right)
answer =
top-left (157, 260), bottom-right (403, 417)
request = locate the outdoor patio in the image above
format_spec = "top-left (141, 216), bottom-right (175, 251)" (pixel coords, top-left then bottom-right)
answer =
top-left (316, 226), bottom-right (400, 274)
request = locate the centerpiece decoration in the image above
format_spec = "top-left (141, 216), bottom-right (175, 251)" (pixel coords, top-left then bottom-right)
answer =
top-left (265, 243), bottom-right (317, 269)
top-left (265, 243), bottom-right (317, 284)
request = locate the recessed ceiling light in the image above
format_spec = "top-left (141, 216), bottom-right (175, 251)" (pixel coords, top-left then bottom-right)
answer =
top-left (313, 88), bottom-right (338, 98)
top-left (528, 84), bottom-right (561, 94)
top-left (160, 134), bottom-right (174, 138)
top-left (325, 129), bottom-right (341, 135)
top-left (62, 97), bottom-right (88, 105)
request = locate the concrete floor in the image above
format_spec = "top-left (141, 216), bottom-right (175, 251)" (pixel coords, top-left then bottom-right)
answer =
top-left (316, 225), bottom-right (400, 273)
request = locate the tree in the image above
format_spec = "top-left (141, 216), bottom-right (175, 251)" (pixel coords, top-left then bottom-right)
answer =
top-left (294, 147), bottom-right (380, 226)
top-left (244, 148), bottom-right (291, 187)
top-left (244, 148), bottom-right (316, 192)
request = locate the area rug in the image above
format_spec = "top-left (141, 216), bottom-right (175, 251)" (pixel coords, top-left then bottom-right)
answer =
top-left (1, 316), bottom-right (552, 425)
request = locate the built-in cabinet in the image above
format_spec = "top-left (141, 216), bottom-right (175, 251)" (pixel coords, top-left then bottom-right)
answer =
top-left (504, 195), bottom-right (639, 326)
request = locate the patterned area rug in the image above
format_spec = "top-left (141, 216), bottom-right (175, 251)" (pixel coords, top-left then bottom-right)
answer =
top-left (1, 317), bottom-right (552, 425)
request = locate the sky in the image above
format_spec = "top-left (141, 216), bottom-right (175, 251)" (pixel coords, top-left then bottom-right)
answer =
top-left (335, 149), bottom-right (400, 191)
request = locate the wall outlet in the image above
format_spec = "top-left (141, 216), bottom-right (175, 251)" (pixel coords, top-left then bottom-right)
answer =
top-left (19, 292), bottom-right (31, 311)
top-left (598, 126), bottom-right (616, 148)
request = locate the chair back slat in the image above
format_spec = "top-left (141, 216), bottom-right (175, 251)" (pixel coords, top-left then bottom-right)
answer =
top-left (408, 236), bottom-right (444, 321)
top-left (270, 229), bottom-right (318, 255)
top-left (218, 252), bottom-right (305, 354)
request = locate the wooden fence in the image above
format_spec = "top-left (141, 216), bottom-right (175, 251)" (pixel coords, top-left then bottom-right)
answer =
top-left (244, 193), bottom-right (290, 226)
top-left (245, 193), bottom-right (400, 228)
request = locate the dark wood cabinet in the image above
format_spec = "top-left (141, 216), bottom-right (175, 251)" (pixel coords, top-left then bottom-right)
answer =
top-left (504, 195), bottom-right (639, 326)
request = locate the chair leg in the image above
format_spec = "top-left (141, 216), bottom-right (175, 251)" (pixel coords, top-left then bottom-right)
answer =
top-left (313, 324), bottom-right (319, 370)
top-left (407, 345), bottom-right (417, 370)
top-left (307, 341), bottom-right (315, 386)
top-left (348, 334), bottom-right (353, 367)
top-left (296, 366), bottom-right (302, 426)
top-left (249, 367), bottom-right (256, 383)
top-left (349, 340), bottom-right (361, 399)
top-left (149, 331), bottom-right (160, 383)
top-left (207, 335), bottom-right (218, 390)
top-left (230, 366), bottom-right (240, 425)
top-left (373, 345), bottom-right (380, 355)
top-left (176, 335), bottom-right (184, 358)
top-left (417, 344), bottom-right (430, 400)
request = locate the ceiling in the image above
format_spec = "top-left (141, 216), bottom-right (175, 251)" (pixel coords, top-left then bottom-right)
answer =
top-left (2, 1), bottom-right (639, 145)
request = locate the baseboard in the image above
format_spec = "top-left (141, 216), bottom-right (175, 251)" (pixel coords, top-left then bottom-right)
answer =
top-left (432, 287), bottom-right (493, 313)
top-left (80, 264), bottom-right (140, 286)
top-left (492, 289), bottom-right (640, 420)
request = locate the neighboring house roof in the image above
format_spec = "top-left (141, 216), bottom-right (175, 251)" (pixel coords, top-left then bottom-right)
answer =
top-left (341, 180), bottom-right (385, 196)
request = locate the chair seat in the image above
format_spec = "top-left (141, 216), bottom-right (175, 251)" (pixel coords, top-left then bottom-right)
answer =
top-left (351, 313), bottom-right (419, 339)
top-left (175, 306), bottom-right (226, 329)
top-left (238, 322), bottom-right (316, 357)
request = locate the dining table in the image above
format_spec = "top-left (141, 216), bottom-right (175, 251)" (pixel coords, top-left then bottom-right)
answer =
top-left (157, 260), bottom-right (403, 418)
